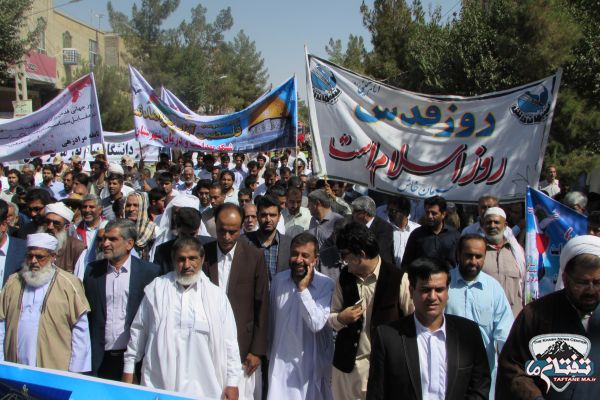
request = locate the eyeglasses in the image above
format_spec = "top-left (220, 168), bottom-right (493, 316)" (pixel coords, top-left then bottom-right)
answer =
top-left (568, 275), bottom-right (600, 290)
top-left (28, 206), bottom-right (44, 213)
top-left (45, 218), bottom-right (65, 229)
top-left (26, 253), bottom-right (51, 261)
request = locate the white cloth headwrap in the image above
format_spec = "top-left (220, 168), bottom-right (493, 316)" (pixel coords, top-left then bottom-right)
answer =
top-left (484, 207), bottom-right (506, 220)
top-left (556, 235), bottom-right (600, 290)
top-left (108, 162), bottom-right (124, 175)
top-left (27, 233), bottom-right (58, 251)
top-left (45, 202), bottom-right (74, 222)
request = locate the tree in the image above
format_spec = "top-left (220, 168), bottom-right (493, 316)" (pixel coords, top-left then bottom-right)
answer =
top-left (325, 34), bottom-right (368, 74)
top-left (0, 0), bottom-right (38, 82)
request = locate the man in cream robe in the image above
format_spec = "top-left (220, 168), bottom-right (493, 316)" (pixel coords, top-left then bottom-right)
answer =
top-left (0, 233), bottom-right (91, 372)
top-left (123, 236), bottom-right (240, 399)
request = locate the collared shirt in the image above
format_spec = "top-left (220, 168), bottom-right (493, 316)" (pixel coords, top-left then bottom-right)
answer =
top-left (258, 232), bottom-right (280, 280)
top-left (0, 235), bottom-right (9, 288)
top-left (401, 223), bottom-right (460, 269)
top-left (268, 270), bottom-right (335, 400)
top-left (10, 277), bottom-right (91, 372)
top-left (309, 210), bottom-right (343, 248)
top-left (539, 179), bottom-right (561, 198)
top-left (415, 314), bottom-right (447, 400)
top-left (392, 220), bottom-right (421, 266)
top-left (175, 182), bottom-right (195, 196)
top-left (38, 180), bottom-right (65, 199)
top-left (101, 195), bottom-right (122, 221)
top-left (446, 268), bottom-right (514, 393)
top-left (217, 243), bottom-right (237, 292)
top-left (232, 168), bottom-right (247, 189)
top-left (282, 207), bottom-right (312, 238)
top-left (105, 255), bottom-right (132, 350)
top-left (224, 188), bottom-right (239, 205)
top-left (483, 241), bottom-right (523, 317)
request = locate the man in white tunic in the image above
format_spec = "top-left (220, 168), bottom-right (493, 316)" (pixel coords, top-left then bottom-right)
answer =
top-left (0, 233), bottom-right (91, 372)
top-left (268, 232), bottom-right (335, 400)
top-left (123, 236), bottom-right (241, 399)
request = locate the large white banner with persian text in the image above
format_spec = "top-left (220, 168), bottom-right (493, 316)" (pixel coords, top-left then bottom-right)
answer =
top-left (0, 74), bottom-right (103, 162)
top-left (306, 55), bottom-right (561, 202)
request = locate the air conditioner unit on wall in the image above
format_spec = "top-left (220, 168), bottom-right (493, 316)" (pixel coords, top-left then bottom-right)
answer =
top-left (62, 48), bottom-right (80, 65)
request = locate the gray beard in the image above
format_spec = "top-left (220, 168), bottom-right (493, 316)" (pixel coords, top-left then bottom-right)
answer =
top-left (486, 229), bottom-right (504, 245)
top-left (176, 271), bottom-right (200, 287)
top-left (20, 262), bottom-right (56, 288)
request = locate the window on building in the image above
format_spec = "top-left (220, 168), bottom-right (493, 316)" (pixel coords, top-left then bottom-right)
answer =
top-left (37, 18), bottom-right (46, 54)
top-left (89, 39), bottom-right (98, 67)
top-left (63, 31), bottom-right (72, 48)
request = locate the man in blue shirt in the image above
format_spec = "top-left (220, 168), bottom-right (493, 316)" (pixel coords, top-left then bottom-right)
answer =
top-left (446, 234), bottom-right (514, 399)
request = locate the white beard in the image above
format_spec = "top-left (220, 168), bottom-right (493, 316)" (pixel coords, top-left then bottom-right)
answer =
top-left (176, 271), bottom-right (200, 287)
top-left (36, 226), bottom-right (68, 251)
top-left (486, 229), bottom-right (504, 245)
top-left (20, 261), bottom-right (56, 288)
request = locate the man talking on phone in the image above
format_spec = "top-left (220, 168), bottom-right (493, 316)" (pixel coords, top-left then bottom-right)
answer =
top-left (328, 222), bottom-right (414, 400)
top-left (267, 232), bottom-right (335, 399)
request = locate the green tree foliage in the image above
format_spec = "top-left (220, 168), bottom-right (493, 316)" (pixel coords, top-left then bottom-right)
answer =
top-left (64, 61), bottom-right (133, 132)
top-left (108, 1), bottom-right (267, 114)
top-left (325, 34), bottom-right (368, 75)
top-left (327, 0), bottom-right (599, 183)
top-left (0, 0), bottom-right (38, 82)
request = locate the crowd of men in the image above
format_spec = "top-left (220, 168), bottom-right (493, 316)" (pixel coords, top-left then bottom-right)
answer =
top-left (0, 149), bottom-right (598, 400)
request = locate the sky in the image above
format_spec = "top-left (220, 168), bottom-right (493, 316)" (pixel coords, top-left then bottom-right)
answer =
top-left (56, 0), bottom-right (459, 100)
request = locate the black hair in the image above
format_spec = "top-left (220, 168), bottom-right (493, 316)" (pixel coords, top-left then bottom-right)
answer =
top-left (238, 187), bottom-right (252, 198)
top-left (424, 195), bottom-right (447, 213)
top-left (25, 188), bottom-right (54, 205)
top-left (220, 170), bottom-right (235, 181)
top-left (106, 173), bottom-right (124, 183)
top-left (244, 175), bottom-right (257, 187)
top-left (457, 234), bottom-right (487, 255)
top-left (387, 195), bottom-right (411, 216)
top-left (148, 187), bottom-right (167, 203)
top-left (42, 164), bottom-right (56, 175)
top-left (0, 199), bottom-right (8, 223)
top-left (158, 172), bottom-right (174, 183)
top-left (257, 154), bottom-right (267, 162)
top-left (291, 232), bottom-right (319, 254)
top-left (335, 221), bottom-right (379, 259)
top-left (247, 160), bottom-right (258, 170)
top-left (564, 254), bottom-right (600, 275)
top-left (255, 194), bottom-right (281, 213)
top-left (407, 257), bottom-right (451, 289)
top-left (175, 207), bottom-right (202, 231)
top-left (74, 173), bottom-right (90, 186)
top-left (266, 184), bottom-right (286, 199)
top-left (171, 236), bottom-right (205, 261)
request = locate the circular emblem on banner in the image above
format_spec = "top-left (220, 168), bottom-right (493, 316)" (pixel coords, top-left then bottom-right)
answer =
top-left (311, 64), bottom-right (341, 104)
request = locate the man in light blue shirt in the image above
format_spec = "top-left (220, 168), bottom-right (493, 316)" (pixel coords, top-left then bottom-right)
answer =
top-left (446, 234), bottom-right (514, 399)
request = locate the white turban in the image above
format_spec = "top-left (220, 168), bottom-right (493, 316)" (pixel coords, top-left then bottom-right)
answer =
top-left (27, 233), bottom-right (58, 252)
top-left (170, 194), bottom-right (200, 210)
top-left (45, 202), bottom-right (74, 223)
top-left (108, 162), bottom-right (124, 175)
top-left (483, 207), bottom-right (506, 220)
top-left (556, 235), bottom-right (600, 290)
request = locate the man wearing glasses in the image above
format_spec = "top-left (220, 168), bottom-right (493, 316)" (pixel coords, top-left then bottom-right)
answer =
top-left (0, 233), bottom-right (91, 372)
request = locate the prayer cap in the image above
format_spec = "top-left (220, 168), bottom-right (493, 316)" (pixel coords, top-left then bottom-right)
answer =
top-left (108, 162), bottom-right (125, 175)
top-left (45, 202), bottom-right (74, 222)
top-left (170, 194), bottom-right (200, 210)
top-left (27, 233), bottom-right (58, 252)
top-left (483, 207), bottom-right (506, 220)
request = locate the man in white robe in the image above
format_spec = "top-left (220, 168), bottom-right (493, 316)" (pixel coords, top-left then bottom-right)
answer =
top-left (268, 232), bottom-right (335, 400)
top-left (123, 236), bottom-right (240, 399)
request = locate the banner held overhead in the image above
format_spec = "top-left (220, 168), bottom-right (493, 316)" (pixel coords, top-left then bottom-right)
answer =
top-left (305, 54), bottom-right (562, 203)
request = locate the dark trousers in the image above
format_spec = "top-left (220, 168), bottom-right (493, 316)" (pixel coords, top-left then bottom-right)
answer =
top-left (97, 350), bottom-right (126, 381)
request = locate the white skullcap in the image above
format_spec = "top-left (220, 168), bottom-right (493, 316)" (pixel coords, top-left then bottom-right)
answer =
top-left (45, 202), bottom-right (74, 222)
top-left (108, 162), bottom-right (124, 175)
top-left (170, 194), bottom-right (200, 210)
top-left (556, 235), bottom-right (600, 290)
top-left (484, 207), bottom-right (506, 220)
top-left (27, 233), bottom-right (58, 252)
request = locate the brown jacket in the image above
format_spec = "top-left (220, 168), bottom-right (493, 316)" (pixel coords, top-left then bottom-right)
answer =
top-left (202, 239), bottom-right (269, 359)
top-left (56, 236), bottom-right (86, 273)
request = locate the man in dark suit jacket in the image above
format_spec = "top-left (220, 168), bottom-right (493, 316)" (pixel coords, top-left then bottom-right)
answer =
top-left (243, 194), bottom-right (292, 280)
top-left (367, 257), bottom-right (490, 400)
top-left (0, 199), bottom-right (26, 288)
top-left (202, 203), bottom-right (269, 390)
top-left (351, 196), bottom-right (395, 265)
top-left (83, 219), bottom-right (160, 380)
top-left (152, 207), bottom-right (214, 275)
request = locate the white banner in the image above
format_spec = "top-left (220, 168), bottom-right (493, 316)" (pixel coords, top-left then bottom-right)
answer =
top-left (306, 54), bottom-right (562, 202)
top-left (0, 74), bottom-right (103, 162)
top-left (37, 131), bottom-right (160, 163)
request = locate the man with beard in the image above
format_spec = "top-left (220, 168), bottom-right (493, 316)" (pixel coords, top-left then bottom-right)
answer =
top-left (39, 164), bottom-right (65, 200)
top-left (0, 169), bottom-right (21, 203)
top-left (84, 219), bottom-right (160, 380)
top-left (351, 196), bottom-right (395, 265)
top-left (497, 235), bottom-right (600, 399)
top-left (70, 155), bottom-right (84, 175)
top-left (17, 188), bottom-right (54, 239)
top-left (203, 203), bottom-right (268, 399)
top-left (0, 199), bottom-right (27, 289)
top-left (201, 183), bottom-right (226, 238)
top-left (242, 204), bottom-right (258, 233)
top-left (267, 232), bottom-right (335, 400)
top-left (57, 172), bottom-right (74, 199)
top-left (282, 187), bottom-right (311, 238)
top-left (73, 173), bottom-right (90, 197)
top-left (329, 222), bottom-right (413, 400)
top-left (89, 160), bottom-right (107, 197)
top-left (401, 195), bottom-right (460, 270)
top-left (221, 170), bottom-right (239, 205)
top-left (244, 195), bottom-right (292, 280)
top-left (74, 194), bottom-right (107, 265)
top-left (42, 202), bottom-right (87, 280)
top-left (123, 237), bottom-right (240, 399)
top-left (232, 153), bottom-right (247, 189)
top-left (308, 189), bottom-right (343, 249)
top-left (175, 166), bottom-right (197, 195)
top-left (0, 233), bottom-right (91, 372)
top-left (482, 207), bottom-right (525, 317)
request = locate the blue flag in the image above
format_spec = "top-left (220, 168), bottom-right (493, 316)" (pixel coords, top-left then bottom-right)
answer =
top-left (525, 187), bottom-right (588, 302)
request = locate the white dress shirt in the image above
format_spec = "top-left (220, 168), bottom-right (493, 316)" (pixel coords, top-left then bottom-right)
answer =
top-left (105, 255), bottom-right (132, 350)
top-left (2, 278), bottom-right (92, 372)
top-left (392, 220), bottom-right (421, 266)
top-left (217, 243), bottom-right (237, 292)
top-left (282, 207), bottom-right (312, 238)
top-left (415, 314), bottom-right (447, 400)
top-left (0, 235), bottom-right (9, 288)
